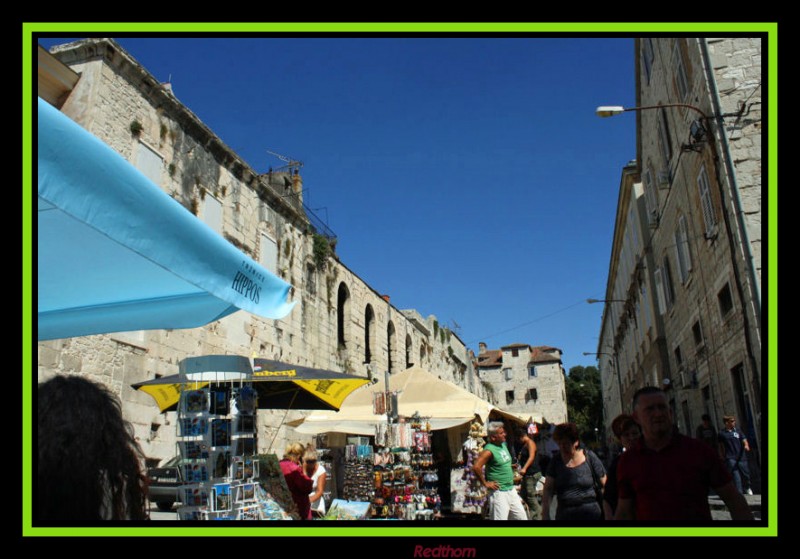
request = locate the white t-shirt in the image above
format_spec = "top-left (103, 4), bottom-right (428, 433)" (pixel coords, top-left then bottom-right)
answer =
top-left (309, 464), bottom-right (327, 515)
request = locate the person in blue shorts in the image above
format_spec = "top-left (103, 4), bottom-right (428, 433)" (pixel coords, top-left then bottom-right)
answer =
top-left (719, 415), bottom-right (753, 495)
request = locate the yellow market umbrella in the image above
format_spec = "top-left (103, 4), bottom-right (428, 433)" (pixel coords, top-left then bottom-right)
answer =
top-left (133, 355), bottom-right (370, 412)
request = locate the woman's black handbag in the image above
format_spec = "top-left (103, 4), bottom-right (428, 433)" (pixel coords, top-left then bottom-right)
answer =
top-left (585, 449), bottom-right (605, 519)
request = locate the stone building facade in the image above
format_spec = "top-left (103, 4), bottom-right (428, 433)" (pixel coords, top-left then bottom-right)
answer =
top-left (598, 38), bottom-right (762, 467)
top-left (474, 343), bottom-right (568, 424)
top-left (37, 39), bottom-right (475, 464)
top-left (596, 162), bottom-right (669, 432)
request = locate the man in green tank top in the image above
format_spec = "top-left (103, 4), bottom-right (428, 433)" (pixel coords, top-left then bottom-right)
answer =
top-left (473, 421), bottom-right (528, 520)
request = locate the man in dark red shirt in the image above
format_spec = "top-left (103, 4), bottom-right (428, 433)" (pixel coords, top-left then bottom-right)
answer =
top-left (614, 387), bottom-right (753, 521)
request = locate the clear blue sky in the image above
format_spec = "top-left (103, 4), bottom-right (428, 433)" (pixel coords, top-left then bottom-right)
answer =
top-left (38, 36), bottom-right (637, 372)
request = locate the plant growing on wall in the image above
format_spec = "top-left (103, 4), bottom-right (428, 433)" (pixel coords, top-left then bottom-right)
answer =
top-left (312, 233), bottom-right (331, 270)
top-left (130, 120), bottom-right (143, 136)
top-left (168, 163), bottom-right (176, 177)
top-left (325, 270), bottom-right (338, 313)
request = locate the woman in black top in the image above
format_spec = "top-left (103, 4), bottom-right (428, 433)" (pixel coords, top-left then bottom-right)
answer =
top-left (541, 422), bottom-right (606, 521)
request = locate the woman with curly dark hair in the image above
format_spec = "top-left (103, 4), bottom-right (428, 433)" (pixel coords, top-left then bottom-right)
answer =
top-left (37, 375), bottom-right (148, 521)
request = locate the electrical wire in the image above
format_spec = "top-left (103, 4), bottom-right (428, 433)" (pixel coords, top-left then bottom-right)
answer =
top-left (465, 297), bottom-right (597, 345)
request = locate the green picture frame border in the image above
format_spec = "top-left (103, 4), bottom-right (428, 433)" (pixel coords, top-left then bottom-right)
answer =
top-left (23, 21), bottom-right (777, 538)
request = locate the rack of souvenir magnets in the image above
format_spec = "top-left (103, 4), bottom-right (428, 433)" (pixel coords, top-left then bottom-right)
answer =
top-left (449, 420), bottom-right (488, 515)
top-left (341, 443), bottom-right (375, 503)
top-left (370, 416), bottom-right (440, 520)
top-left (175, 382), bottom-right (291, 520)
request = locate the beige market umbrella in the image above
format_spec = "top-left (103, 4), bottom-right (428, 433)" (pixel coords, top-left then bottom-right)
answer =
top-left (289, 365), bottom-right (533, 435)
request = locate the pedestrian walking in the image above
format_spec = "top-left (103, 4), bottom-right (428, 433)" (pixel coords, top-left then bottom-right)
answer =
top-left (514, 425), bottom-right (543, 520)
top-left (719, 415), bottom-right (754, 495)
top-left (602, 414), bottom-right (640, 520)
top-left (614, 387), bottom-right (753, 520)
top-left (541, 422), bottom-right (606, 521)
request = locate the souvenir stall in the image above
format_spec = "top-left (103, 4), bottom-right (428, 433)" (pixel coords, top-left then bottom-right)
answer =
top-left (133, 355), bottom-right (371, 521)
top-left (290, 366), bottom-right (526, 520)
top-left (447, 414), bottom-right (538, 515)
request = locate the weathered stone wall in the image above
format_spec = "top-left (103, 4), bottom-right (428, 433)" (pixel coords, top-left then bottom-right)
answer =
top-left (706, 38), bottom-right (762, 286)
top-left (40, 38), bottom-right (477, 463)
top-left (633, 38), bottom-right (761, 444)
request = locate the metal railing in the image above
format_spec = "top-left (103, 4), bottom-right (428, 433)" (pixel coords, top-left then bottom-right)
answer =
top-left (303, 203), bottom-right (336, 240)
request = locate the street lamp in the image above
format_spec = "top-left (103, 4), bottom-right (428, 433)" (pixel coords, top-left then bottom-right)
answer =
top-left (596, 104), bottom-right (710, 120)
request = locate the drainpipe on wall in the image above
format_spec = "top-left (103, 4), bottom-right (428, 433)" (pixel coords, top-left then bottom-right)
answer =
top-left (699, 38), bottom-right (763, 459)
top-left (700, 38), bottom-right (762, 329)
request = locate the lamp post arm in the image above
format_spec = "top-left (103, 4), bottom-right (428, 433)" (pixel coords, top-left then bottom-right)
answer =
top-left (624, 103), bottom-right (709, 120)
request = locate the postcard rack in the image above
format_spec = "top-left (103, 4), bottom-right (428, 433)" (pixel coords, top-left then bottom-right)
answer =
top-left (175, 382), bottom-right (291, 520)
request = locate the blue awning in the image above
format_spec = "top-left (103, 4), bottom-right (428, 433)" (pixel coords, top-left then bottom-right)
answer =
top-left (37, 98), bottom-right (295, 341)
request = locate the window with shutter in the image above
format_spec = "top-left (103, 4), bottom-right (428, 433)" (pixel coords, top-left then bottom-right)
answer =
top-left (202, 194), bottom-right (222, 234)
top-left (135, 141), bottom-right (163, 186)
top-left (698, 165), bottom-right (717, 237)
top-left (658, 108), bottom-right (673, 165)
top-left (644, 168), bottom-right (659, 225)
top-left (673, 40), bottom-right (689, 99)
top-left (662, 256), bottom-right (675, 308)
top-left (654, 268), bottom-right (667, 315)
top-left (260, 233), bottom-right (278, 274)
top-left (674, 214), bottom-right (692, 283)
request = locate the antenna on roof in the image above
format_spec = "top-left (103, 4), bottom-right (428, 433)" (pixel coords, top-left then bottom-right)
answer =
top-left (266, 150), bottom-right (303, 174)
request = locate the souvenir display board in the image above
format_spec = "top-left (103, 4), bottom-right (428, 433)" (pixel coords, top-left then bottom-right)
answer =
top-left (370, 417), bottom-right (440, 520)
top-left (449, 420), bottom-right (488, 515)
top-left (341, 443), bottom-right (374, 503)
top-left (175, 383), bottom-right (291, 520)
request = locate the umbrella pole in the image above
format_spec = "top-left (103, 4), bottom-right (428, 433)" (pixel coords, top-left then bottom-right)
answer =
top-left (267, 389), bottom-right (300, 453)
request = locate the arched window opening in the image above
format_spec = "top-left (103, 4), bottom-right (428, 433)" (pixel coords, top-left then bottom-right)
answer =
top-left (387, 321), bottom-right (396, 373)
top-left (365, 304), bottom-right (375, 364)
top-left (337, 283), bottom-right (350, 348)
